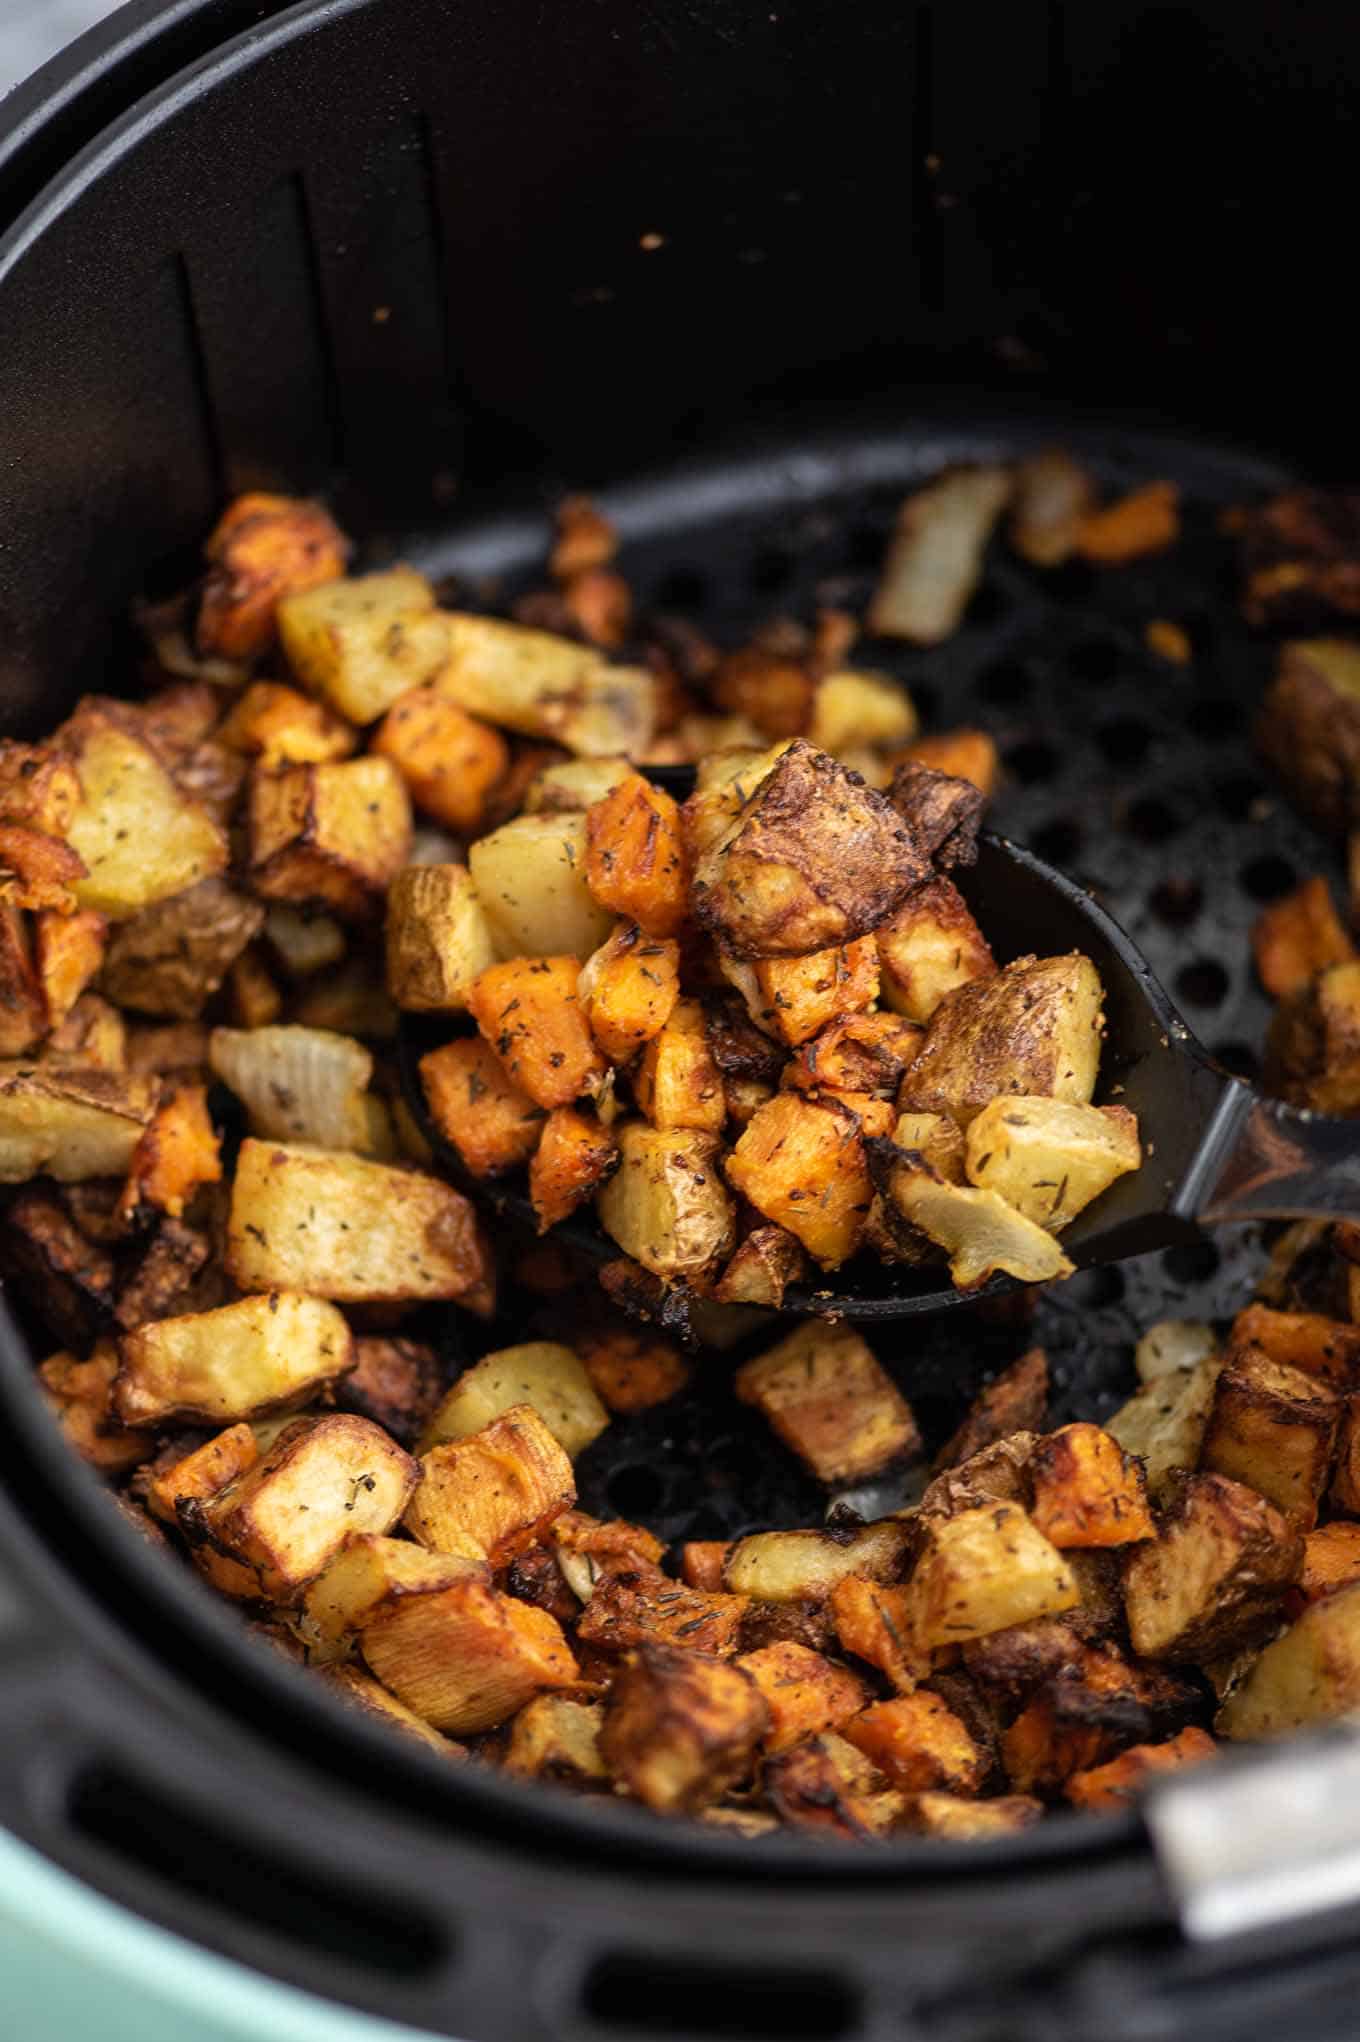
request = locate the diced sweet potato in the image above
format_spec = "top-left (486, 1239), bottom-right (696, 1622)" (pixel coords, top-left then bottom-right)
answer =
top-left (373, 684), bottom-right (509, 834)
top-left (905, 1503), bottom-right (1079, 1654)
top-left (0, 903), bottom-right (45, 1054)
top-left (248, 757), bottom-right (412, 919)
top-left (600, 1644), bottom-right (768, 1813)
top-left (362, 1577), bottom-right (578, 1734)
top-left (829, 1576), bottom-right (921, 1691)
top-left (30, 908), bottom-right (105, 1032)
top-left (420, 1343), bottom-right (608, 1461)
top-left (385, 865), bottom-right (499, 1013)
top-left (876, 877), bottom-right (995, 1024)
top-left (1229, 1304), bottom-right (1360, 1389)
top-left (419, 1036), bottom-right (544, 1177)
top-left (1123, 1472), bottom-right (1302, 1660)
top-left (711, 646), bottom-right (814, 739)
top-left (735, 1641), bottom-right (868, 1752)
top-left (1003, 1648), bottom-right (1196, 1792)
top-left (580, 923), bottom-right (681, 1064)
top-left (748, 938), bottom-right (880, 1049)
top-left (725, 1089), bottom-right (875, 1268)
top-left (404, 1404), bottom-right (575, 1563)
top-left (734, 1321), bottom-right (920, 1485)
top-left (120, 1082), bottom-right (221, 1219)
top-left (1076, 481), bottom-right (1179, 564)
top-left (894, 730), bottom-right (1000, 800)
top-left (1028, 1423), bottom-right (1154, 1549)
top-left (468, 955), bottom-right (604, 1111)
top-left (584, 774), bottom-right (689, 939)
top-left (39, 1341), bottom-right (152, 1475)
top-left (843, 1693), bottom-right (985, 1794)
top-left (1064, 1726), bottom-right (1217, 1810)
top-left (217, 680), bottom-right (358, 766)
top-left (198, 493), bottom-right (349, 660)
top-left (785, 1011), bottom-right (923, 1100)
top-left (578, 1327), bottom-right (690, 1413)
top-left (596, 1122), bottom-right (735, 1279)
top-left (578, 1572), bottom-right (749, 1658)
top-left (317, 1665), bottom-right (463, 1755)
top-left (144, 1423), bottom-right (259, 1525)
top-left (115, 1290), bottom-right (353, 1426)
top-left (935, 1348), bottom-right (1050, 1470)
top-left (886, 760), bottom-right (985, 870)
top-left (681, 1543), bottom-right (732, 1594)
top-left (712, 1223), bottom-right (807, 1309)
top-left (1253, 876), bottom-right (1354, 1000)
top-left (529, 1106), bottom-right (618, 1231)
top-left (1299, 1522), bottom-right (1360, 1604)
top-left (1200, 1345), bottom-right (1340, 1526)
top-left (1217, 1582), bottom-right (1360, 1740)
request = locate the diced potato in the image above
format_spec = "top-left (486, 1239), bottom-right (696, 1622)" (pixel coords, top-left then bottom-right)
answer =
top-left (505, 1695), bottom-right (608, 1782)
top-left (765, 1732), bottom-right (903, 1840)
top-left (550, 496), bottom-right (618, 580)
top-left (713, 1223), bottom-right (807, 1309)
top-left (964, 1097), bottom-right (1141, 1231)
top-left (692, 740), bottom-right (928, 959)
top-left (316, 1664), bottom-right (462, 1756)
top-left (278, 568), bottom-right (451, 724)
top-left (209, 1024), bottom-right (372, 1154)
top-left (886, 760), bottom-right (986, 871)
top-left (1009, 449), bottom-right (1097, 568)
top-left (405, 1404), bottom-right (575, 1563)
top-left (468, 955), bottom-right (603, 1111)
top-left (725, 1090), bottom-right (874, 1268)
top-left (830, 1576), bottom-right (921, 1690)
top-left (904, 1504), bottom-right (1079, 1653)
top-left (43, 992), bottom-right (128, 1072)
top-left (420, 1343), bottom-right (609, 1460)
top-left (38, 1341), bottom-right (152, 1475)
top-left (228, 947), bottom-right (282, 1028)
top-left (1217, 1583), bottom-right (1360, 1740)
top-left (419, 1036), bottom-right (543, 1176)
top-left (217, 682), bottom-right (357, 767)
top-left (1253, 876), bottom-right (1354, 1001)
top-left (868, 467), bottom-right (1013, 643)
top-left (736, 1641), bottom-right (868, 1752)
top-left (0, 1064), bottom-right (157, 1183)
top-left (724, 1521), bottom-right (913, 1603)
top-left (204, 1415), bottom-right (417, 1598)
top-left (580, 923), bottom-right (681, 1064)
top-left (578, 1328), bottom-right (689, 1413)
top-left (145, 1423), bottom-right (259, 1524)
top-left (734, 1322), bottom-right (920, 1485)
top-left (61, 707), bottom-right (227, 918)
top-left (197, 494), bottom-right (348, 660)
top-left (935, 1347), bottom-right (1049, 1470)
top-left (635, 998), bottom-right (726, 1131)
top-left (877, 877), bottom-right (995, 1023)
top-left (680, 744), bottom-right (788, 864)
top-left (115, 1289), bottom-right (352, 1426)
top-left (0, 904), bottom-right (46, 1055)
top-left (362, 1576), bottom-right (578, 1733)
top-left (301, 1533), bottom-right (486, 1658)
top-left (843, 1693), bottom-right (985, 1793)
top-left (529, 1106), bottom-right (617, 1231)
top-left (1255, 638), bottom-right (1360, 837)
top-left (385, 865), bottom-right (500, 1013)
top-left (524, 757), bottom-right (635, 814)
top-left (0, 821), bottom-right (86, 914)
top-left (1136, 1319), bottom-right (1218, 1385)
top-left (680, 1543), bottom-right (731, 1594)
top-left (226, 1138), bottom-right (486, 1301)
top-left (583, 774), bottom-right (688, 938)
top-left (1076, 481), bottom-right (1179, 564)
top-left (919, 1433), bottom-right (1038, 1523)
top-left (901, 954), bottom-right (1104, 1126)
top-left (0, 740), bottom-right (82, 837)
top-left (907, 1792), bottom-right (1043, 1840)
top-left (1064, 1726), bottom-right (1217, 1811)
top-left (596, 1121), bottom-right (735, 1279)
top-left (749, 938), bottom-right (880, 1049)
top-left (467, 811), bottom-right (614, 960)
top-left (1123, 1473), bottom-right (1303, 1661)
top-left (578, 1573), bottom-right (749, 1658)
top-left (1268, 958), bottom-right (1360, 1115)
top-left (372, 685), bottom-right (508, 836)
top-left (248, 757), bottom-right (412, 919)
top-left (1, 1187), bottom-right (114, 1346)
top-left (1299, 1522), bottom-right (1360, 1603)
top-left (1229, 1304), bottom-right (1360, 1389)
top-left (1028, 1424), bottom-right (1154, 1549)
top-left (1105, 1353), bottom-right (1222, 1502)
top-left (550, 1511), bottom-right (668, 1602)
top-left (32, 908), bottom-right (105, 1030)
top-left (599, 1644), bottom-right (768, 1813)
top-left (99, 877), bottom-right (265, 1021)
top-left (807, 670), bottom-right (917, 754)
top-left (436, 613), bottom-right (656, 757)
top-left (1200, 1346), bottom-right (1340, 1525)
top-left (874, 1155), bottom-right (1074, 1289)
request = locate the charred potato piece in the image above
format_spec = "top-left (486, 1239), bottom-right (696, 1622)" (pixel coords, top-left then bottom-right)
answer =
top-left (1002, 1647), bottom-right (1197, 1792)
top-left (0, 1186), bottom-right (114, 1347)
top-left (1252, 875), bottom-right (1354, 1001)
top-left (248, 757), bottom-right (412, 920)
top-left (1028, 1424), bottom-right (1154, 1549)
top-left (1255, 639), bottom-right (1360, 835)
top-left (964, 1098), bottom-right (1141, 1232)
top-left (1199, 1345), bottom-right (1340, 1526)
top-left (918, 1432), bottom-right (1038, 1522)
top-left (734, 1321), bottom-right (920, 1485)
top-left (900, 953), bottom-right (1104, 1126)
top-left (577, 1572), bottom-right (749, 1659)
top-left (735, 1641), bottom-right (869, 1752)
top-left (712, 1223), bottom-right (807, 1309)
top-left (725, 1090), bottom-right (875, 1269)
top-left (278, 567), bottom-right (450, 724)
top-left (419, 1037), bottom-right (544, 1177)
top-left (335, 1336), bottom-right (444, 1446)
top-left (362, 1576), bottom-right (578, 1734)
top-left (785, 1011), bottom-right (923, 1099)
top-left (868, 466), bottom-right (1012, 644)
top-left (580, 923), bottom-right (681, 1065)
top-left (1266, 960), bottom-right (1360, 1114)
top-left (420, 1342), bottom-right (609, 1460)
top-left (385, 865), bottom-right (499, 1013)
top-left (1330, 1394), bottom-right (1360, 1514)
top-left (596, 1122), bottom-right (735, 1280)
top-left (905, 1503), bottom-right (1079, 1653)
top-left (843, 1693), bottom-right (985, 1794)
top-left (692, 740), bottom-right (928, 959)
top-left (404, 1404), bottom-right (575, 1564)
top-left (935, 1348), bottom-right (1050, 1470)
top-left (599, 1645), bottom-right (768, 1814)
top-left (1123, 1473), bottom-right (1303, 1661)
top-left (724, 1521), bottom-right (912, 1603)
top-left (886, 761), bottom-right (985, 870)
top-left (0, 1064), bottom-right (157, 1183)
top-left (0, 904), bottom-right (46, 1054)
top-left (114, 1218), bottom-right (213, 1330)
top-left (1216, 1582), bottom-right (1360, 1740)
top-left (98, 878), bottom-right (264, 1020)
top-left (876, 877), bottom-right (995, 1024)
top-left (115, 1290), bottom-right (353, 1426)
top-left (1064, 1726), bottom-right (1217, 1811)
top-left (764, 1732), bottom-right (902, 1841)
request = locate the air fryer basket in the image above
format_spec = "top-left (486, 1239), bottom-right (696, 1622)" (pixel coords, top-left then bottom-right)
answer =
top-left (4, 3), bottom-right (1360, 2038)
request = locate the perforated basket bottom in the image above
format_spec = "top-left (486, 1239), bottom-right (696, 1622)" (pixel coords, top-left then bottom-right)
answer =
top-left (415, 418), bottom-right (1341, 1545)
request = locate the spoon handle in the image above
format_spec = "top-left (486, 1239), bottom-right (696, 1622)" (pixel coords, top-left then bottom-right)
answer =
top-left (1171, 1077), bottom-right (1360, 1228)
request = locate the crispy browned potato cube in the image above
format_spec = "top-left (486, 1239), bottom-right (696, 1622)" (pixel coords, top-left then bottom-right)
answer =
top-left (734, 1321), bottom-right (920, 1485)
top-left (504, 1695), bottom-right (608, 1783)
top-left (692, 740), bottom-right (929, 959)
top-left (765, 1732), bottom-right (902, 1839)
top-left (0, 740), bottom-right (81, 838)
top-left (203, 1414), bottom-right (417, 1599)
top-left (1230, 1304), bottom-right (1360, 1388)
top-left (829, 1576), bottom-right (921, 1690)
top-left (1267, 958), bottom-right (1360, 1113)
top-left (578, 1572), bottom-right (749, 1658)
top-left (316, 1664), bottom-right (462, 1756)
top-left (1331, 1394), bottom-right (1360, 1513)
top-left (961, 1618), bottom-right (1086, 1701)
top-left (892, 730), bottom-right (1001, 800)
top-left (1105, 1353), bottom-right (1222, 1503)
top-left (724, 1521), bottom-right (912, 1603)
top-left (419, 1036), bottom-right (543, 1177)
top-left (528, 1106), bottom-right (617, 1232)
top-left (1064, 1726), bottom-right (1217, 1811)
top-left (59, 706), bottom-right (227, 919)
top-left (1123, 1472), bottom-right (1303, 1661)
top-left (1253, 875), bottom-right (1355, 1000)
top-left (248, 757), bottom-right (412, 920)
top-left (362, 1575), bottom-right (579, 1733)
top-left (596, 1121), bottom-right (735, 1279)
top-left (843, 1693), bottom-right (985, 1793)
top-left (332, 1337), bottom-right (442, 1447)
top-left (385, 865), bottom-right (499, 1014)
top-left (436, 612), bottom-right (656, 757)
top-left (901, 953), bottom-right (1104, 1127)
top-left (1200, 1345), bottom-right (1340, 1525)
top-left (583, 773), bottom-right (689, 939)
top-left (876, 877), bottom-right (995, 1024)
top-left (114, 1290), bottom-right (352, 1426)
top-left (372, 684), bottom-right (508, 835)
top-left (725, 1089), bottom-right (874, 1268)
top-left (1255, 638), bottom-right (1360, 836)
top-left (905, 1503), bottom-right (1079, 1654)
top-left (1299, 1522), bottom-right (1360, 1603)
top-left (197, 493), bottom-right (348, 660)
top-left (98, 877), bottom-right (264, 1021)
top-left (918, 1433), bottom-right (1039, 1523)
top-left (117, 1083), bottom-right (219, 1223)
top-left (420, 1342), bottom-right (608, 1460)
top-left (277, 567), bottom-right (451, 724)
top-left (784, 1011), bottom-right (923, 1101)
top-left (217, 680), bottom-right (358, 767)
top-left (634, 997), bottom-right (727, 1131)
top-left (301, 1533), bottom-right (486, 1657)
top-left (0, 1064), bottom-right (157, 1183)
top-left (38, 1341), bottom-right (153, 1475)
top-left (405, 1404), bottom-right (575, 1563)
top-left (735, 1641), bottom-right (868, 1752)
top-left (964, 1097), bottom-right (1141, 1232)
top-left (869, 467), bottom-right (1013, 643)
top-left (1028, 1424), bottom-right (1154, 1549)
top-left (227, 1139), bottom-right (486, 1302)
top-left (0, 821), bottom-right (86, 914)
top-left (885, 760), bottom-right (985, 871)
top-left (872, 1151), bottom-right (1074, 1289)
top-left (1002, 1648), bottom-right (1196, 1791)
top-left (1216, 1582), bottom-right (1360, 1740)
top-left (711, 645), bottom-right (813, 739)
top-left (600, 1644), bottom-right (768, 1813)
top-left (1009, 449), bottom-right (1097, 568)
top-left (0, 1185), bottom-right (114, 1347)
top-left (935, 1348), bottom-right (1049, 1471)
top-left (712, 1223), bottom-right (807, 1309)
top-left (579, 923), bottom-right (681, 1064)
top-left (468, 955), bottom-right (604, 1111)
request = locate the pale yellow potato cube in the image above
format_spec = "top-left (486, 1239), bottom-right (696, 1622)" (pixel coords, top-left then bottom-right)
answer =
top-left (904, 1503), bottom-right (1079, 1651)
top-left (723, 1521), bottom-right (913, 1602)
top-left (0, 1065), bottom-right (157, 1183)
top-left (467, 812), bottom-right (615, 960)
top-left (64, 710), bottom-right (227, 917)
top-left (420, 1342), bottom-right (609, 1460)
top-left (114, 1290), bottom-right (354, 1426)
top-left (278, 568), bottom-right (451, 724)
top-left (437, 613), bottom-right (655, 757)
top-left (964, 1096), bottom-right (1142, 1230)
top-left (1217, 1582), bottom-right (1360, 1739)
top-left (595, 1121), bottom-right (736, 1280)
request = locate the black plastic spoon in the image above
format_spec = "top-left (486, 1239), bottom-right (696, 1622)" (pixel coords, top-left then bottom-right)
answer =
top-left (399, 787), bottom-right (1360, 1322)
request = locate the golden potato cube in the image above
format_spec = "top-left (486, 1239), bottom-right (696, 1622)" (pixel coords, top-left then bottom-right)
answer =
top-left (504, 1695), bottom-right (608, 1782)
top-left (901, 953), bottom-right (1104, 1126)
top-left (634, 998), bottom-right (726, 1132)
top-left (467, 810), bottom-right (615, 960)
top-left (277, 567), bottom-right (450, 724)
top-left (734, 1321), bottom-right (920, 1485)
top-left (361, 1576), bottom-right (578, 1733)
top-left (868, 467), bottom-right (1013, 643)
top-left (905, 1503), bottom-right (1079, 1653)
top-left (405, 1403), bottom-right (575, 1564)
top-left (577, 1573), bottom-right (749, 1658)
top-left (712, 1224), bottom-right (807, 1309)
top-left (736, 1640), bottom-right (869, 1752)
top-left (875, 1154), bottom-right (1074, 1289)
top-left (248, 756), bottom-right (412, 919)
top-left (115, 1289), bottom-right (353, 1426)
top-left (0, 904), bottom-right (45, 1055)
top-left (316, 1664), bottom-right (463, 1756)
top-left (419, 1036), bottom-right (543, 1176)
top-left (302, 1532), bottom-right (487, 1657)
top-left (907, 1791), bottom-right (1044, 1839)
top-left (807, 669), bottom-right (917, 754)
top-left (1217, 1583), bottom-right (1360, 1740)
top-left (724, 1521), bottom-right (913, 1603)
top-left (385, 865), bottom-right (499, 1012)
top-left (206, 1414), bottom-right (418, 1599)
top-left (600, 1644), bottom-right (768, 1813)
top-left (216, 681), bottom-right (358, 766)
top-left (1200, 1345), bottom-right (1340, 1525)
top-left (0, 1064), bottom-right (157, 1183)
top-left (596, 1121), bottom-right (735, 1279)
top-left (226, 1139), bottom-right (486, 1302)
top-left (437, 612), bottom-right (656, 756)
top-left (724, 1089), bottom-right (874, 1269)
top-left (1123, 1472), bottom-right (1303, 1661)
top-left (420, 1342), bottom-right (608, 1460)
top-left (1028, 1423), bottom-right (1154, 1549)
top-left (964, 1097), bottom-right (1141, 1232)
top-left (1299, 1522), bottom-right (1360, 1603)
top-left (579, 922), bottom-right (681, 1064)
top-left (876, 876), bottom-right (995, 1023)
top-left (58, 707), bottom-right (227, 919)
top-left (1105, 1353), bottom-right (1221, 1502)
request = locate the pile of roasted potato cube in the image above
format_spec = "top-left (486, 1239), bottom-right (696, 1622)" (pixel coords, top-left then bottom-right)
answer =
top-left (3, 464), bottom-right (1360, 1841)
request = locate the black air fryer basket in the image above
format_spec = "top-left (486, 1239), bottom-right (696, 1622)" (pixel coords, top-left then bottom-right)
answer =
top-left (4, 3), bottom-right (1360, 2037)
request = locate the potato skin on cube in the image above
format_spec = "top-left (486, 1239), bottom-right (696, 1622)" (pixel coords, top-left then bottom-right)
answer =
top-left (362, 1576), bottom-right (579, 1734)
top-left (580, 923), bottom-right (681, 1064)
top-left (199, 493), bottom-right (349, 661)
top-left (1028, 1424), bottom-right (1154, 1549)
top-left (734, 1321), bottom-right (920, 1485)
top-left (419, 1037), bottom-right (544, 1177)
top-left (248, 756), bottom-right (412, 920)
top-left (876, 877), bottom-right (995, 1024)
top-left (596, 1122), bottom-right (735, 1280)
top-left (1216, 1582), bottom-right (1360, 1740)
top-left (468, 955), bottom-right (604, 1112)
top-left (584, 773), bottom-right (689, 938)
top-left (725, 1090), bottom-right (876, 1268)
top-left (405, 1403), bottom-right (575, 1564)
top-left (692, 740), bottom-right (929, 959)
top-left (114, 1290), bottom-right (353, 1426)
top-left (1199, 1345), bottom-right (1340, 1526)
top-left (843, 1693), bottom-right (985, 1794)
top-left (712, 1224), bottom-right (807, 1309)
top-left (900, 953), bottom-right (1104, 1127)
top-left (529, 1107), bottom-right (618, 1231)
top-left (504, 1696), bottom-right (608, 1783)
top-left (600, 1644), bottom-right (769, 1814)
top-left (1122, 1472), bottom-right (1303, 1662)
top-left (226, 1139), bottom-right (487, 1301)
top-left (736, 1641), bottom-right (869, 1752)
top-left (100, 877), bottom-right (264, 1021)
top-left (420, 1343), bottom-right (609, 1460)
top-left (905, 1503), bottom-right (1079, 1654)
top-left (385, 865), bottom-right (500, 1013)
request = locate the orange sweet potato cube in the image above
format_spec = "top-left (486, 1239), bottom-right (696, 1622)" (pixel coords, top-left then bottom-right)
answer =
top-left (404, 1404), bottom-right (576, 1563)
top-left (829, 1576), bottom-right (921, 1691)
top-left (420, 1036), bottom-right (544, 1177)
top-left (1299, 1521), bottom-right (1360, 1603)
top-left (843, 1693), bottom-right (985, 1794)
top-left (725, 1090), bottom-right (875, 1267)
top-left (578, 1328), bottom-right (690, 1413)
top-left (145, 1423), bottom-right (260, 1525)
top-left (681, 1542), bottom-right (732, 1593)
top-left (198, 493), bottom-right (349, 659)
top-left (736, 1641), bottom-right (869, 1752)
top-left (120, 1083), bottom-right (222, 1220)
top-left (893, 729), bottom-right (1000, 799)
top-left (216, 681), bottom-right (358, 766)
top-left (581, 924), bottom-right (681, 1064)
top-left (1076, 481), bottom-right (1179, 564)
top-left (576, 1571), bottom-right (749, 1658)
top-left (585, 774), bottom-right (689, 938)
top-left (1252, 876), bottom-right (1355, 1001)
top-left (38, 1341), bottom-right (153, 1476)
top-left (712, 646), bottom-right (814, 738)
top-left (1229, 1304), bottom-right (1360, 1389)
top-left (785, 1010), bottom-right (924, 1098)
top-left (468, 956), bottom-right (605, 1111)
top-left (1028, 1423), bottom-right (1155, 1549)
top-left (32, 908), bottom-right (107, 1030)
top-left (752, 937), bottom-right (879, 1048)
top-left (373, 684), bottom-right (509, 834)
top-left (734, 1320), bottom-right (920, 1485)
top-left (634, 998), bottom-right (726, 1131)
top-left (1064, 1726), bottom-right (1217, 1811)
top-left (528, 1106), bottom-right (617, 1230)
